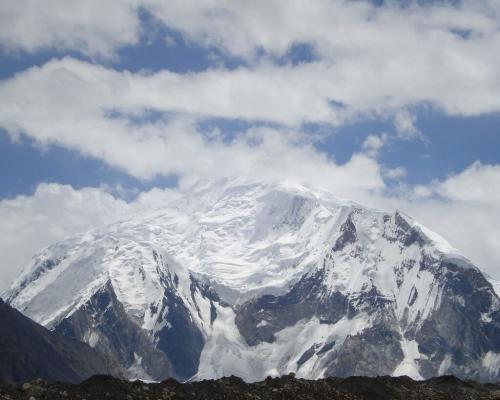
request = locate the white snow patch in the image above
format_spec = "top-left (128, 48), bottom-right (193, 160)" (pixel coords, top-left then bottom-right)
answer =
top-left (481, 313), bottom-right (493, 323)
top-left (490, 279), bottom-right (500, 298)
top-left (411, 219), bottom-right (457, 254)
top-left (482, 351), bottom-right (500, 380)
top-left (127, 353), bottom-right (153, 382)
top-left (438, 354), bottom-right (452, 375)
top-left (197, 309), bottom-right (371, 382)
top-left (392, 339), bottom-right (423, 380)
top-left (85, 330), bottom-right (100, 348)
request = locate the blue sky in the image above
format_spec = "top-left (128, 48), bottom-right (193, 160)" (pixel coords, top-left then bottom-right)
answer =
top-left (0, 0), bottom-right (500, 288)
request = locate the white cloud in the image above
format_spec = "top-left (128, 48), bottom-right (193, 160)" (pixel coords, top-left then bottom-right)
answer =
top-left (403, 198), bottom-right (500, 282)
top-left (0, 0), bottom-right (140, 60)
top-left (4, 0), bottom-right (499, 73)
top-left (0, 58), bottom-right (339, 135)
top-left (361, 111), bottom-right (424, 160)
top-left (0, 53), bottom-right (498, 184)
top-left (383, 166), bottom-right (407, 180)
top-left (1, 1), bottom-right (500, 121)
top-left (144, 0), bottom-right (500, 117)
top-left (0, 183), bottom-right (130, 292)
top-left (362, 133), bottom-right (389, 157)
top-left (435, 161), bottom-right (500, 204)
top-left (389, 162), bottom-right (500, 281)
top-left (0, 57), bottom-right (386, 188)
top-left (144, 0), bottom-right (500, 61)
top-left (394, 110), bottom-right (422, 140)
top-left (412, 162), bottom-right (500, 204)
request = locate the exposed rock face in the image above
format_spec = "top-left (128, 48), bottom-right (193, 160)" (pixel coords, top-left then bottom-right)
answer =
top-left (233, 205), bottom-right (500, 381)
top-left (47, 252), bottom-right (213, 381)
top-left (0, 298), bottom-right (123, 384)
top-left (4, 181), bottom-right (500, 382)
top-left (415, 263), bottom-right (500, 382)
top-left (325, 325), bottom-right (404, 377)
top-left (55, 281), bottom-right (173, 381)
top-left (332, 212), bottom-right (358, 251)
top-left (235, 269), bottom-right (351, 346)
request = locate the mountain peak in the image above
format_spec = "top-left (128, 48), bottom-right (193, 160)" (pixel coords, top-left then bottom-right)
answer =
top-left (5, 181), bottom-right (500, 382)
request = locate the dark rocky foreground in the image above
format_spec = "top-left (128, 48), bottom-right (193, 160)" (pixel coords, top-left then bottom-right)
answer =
top-left (2, 374), bottom-right (500, 400)
top-left (0, 299), bottom-right (123, 384)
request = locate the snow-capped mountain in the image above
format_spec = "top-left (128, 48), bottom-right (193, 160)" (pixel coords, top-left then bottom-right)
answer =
top-left (4, 181), bottom-right (500, 382)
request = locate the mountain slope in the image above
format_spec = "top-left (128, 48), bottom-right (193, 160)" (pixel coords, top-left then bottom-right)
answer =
top-left (4, 181), bottom-right (500, 382)
top-left (0, 298), bottom-right (124, 384)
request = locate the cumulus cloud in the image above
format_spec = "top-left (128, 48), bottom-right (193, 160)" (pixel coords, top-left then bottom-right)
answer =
top-left (430, 161), bottom-right (500, 204)
top-left (145, 0), bottom-right (500, 117)
top-left (394, 111), bottom-right (422, 140)
top-left (0, 0), bottom-right (140, 60)
top-left (4, 0), bottom-right (500, 71)
top-left (361, 119), bottom-right (420, 160)
top-left (2, 1), bottom-right (500, 121)
top-left (406, 199), bottom-right (500, 282)
top-left (144, 0), bottom-right (500, 61)
top-left (0, 184), bottom-right (130, 291)
top-left (362, 133), bottom-right (389, 158)
top-left (1, 1), bottom-right (500, 160)
top-left (0, 57), bottom-right (387, 190)
top-left (390, 162), bottom-right (500, 281)
top-left (383, 166), bottom-right (407, 180)
top-left (0, 52), bottom-right (499, 182)
top-left (0, 58), bottom-right (341, 130)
